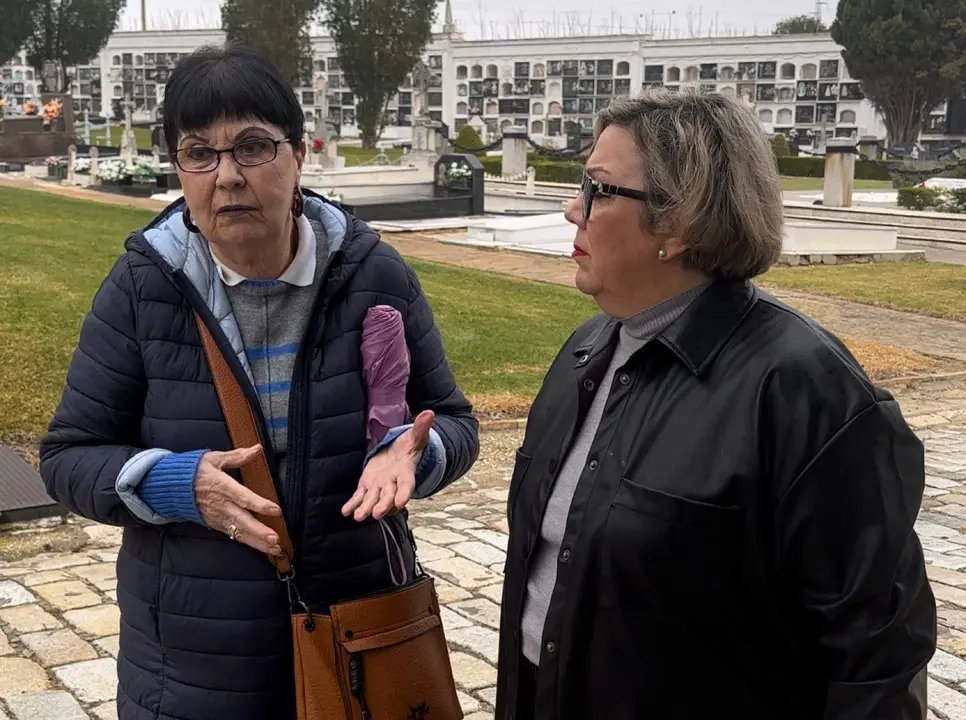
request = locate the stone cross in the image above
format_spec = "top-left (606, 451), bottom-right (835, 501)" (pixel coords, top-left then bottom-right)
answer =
top-left (525, 165), bottom-right (536, 195)
top-left (326, 134), bottom-right (339, 165)
top-left (82, 109), bottom-right (91, 145)
top-left (411, 61), bottom-right (433, 119)
top-left (67, 145), bottom-right (77, 184)
top-left (89, 146), bottom-right (100, 185)
top-left (120, 95), bottom-right (137, 167)
top-left (151, 145), bottom-right (161, 172)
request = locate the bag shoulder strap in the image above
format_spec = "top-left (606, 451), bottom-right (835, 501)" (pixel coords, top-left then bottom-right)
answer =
top-left (194, 312), bottom-right (295, 575)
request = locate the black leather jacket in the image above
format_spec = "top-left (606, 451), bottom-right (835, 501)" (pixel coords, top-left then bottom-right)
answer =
top-left (496, 279), bottom-right (935, 720)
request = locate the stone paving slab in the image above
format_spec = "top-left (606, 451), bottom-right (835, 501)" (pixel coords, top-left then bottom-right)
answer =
top-left (3, 425), bottom-right (966, 717)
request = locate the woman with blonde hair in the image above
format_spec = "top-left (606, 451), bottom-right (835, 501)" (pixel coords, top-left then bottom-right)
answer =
top-left (496, 90), bottom-right (935, 720)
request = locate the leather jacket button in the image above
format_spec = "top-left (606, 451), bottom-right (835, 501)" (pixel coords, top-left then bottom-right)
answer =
top-left (546, 641), bottom-right (556, 653)
top-left (619, 373), bottom-right (630, 385)
top-left (577, 354), bottom-right (589, 365)
top-left (588, 459), bottom-right (599, 471)
top-left (561, 549), bottom-right (571, 562)
top-left (583, 378), bottom-right (595, 391)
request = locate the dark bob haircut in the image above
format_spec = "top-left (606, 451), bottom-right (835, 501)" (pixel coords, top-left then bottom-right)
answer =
top-left (162, 43), bottom-right (304, 155)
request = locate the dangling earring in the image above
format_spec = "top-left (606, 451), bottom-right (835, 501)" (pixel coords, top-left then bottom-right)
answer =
top-left (292, 188), bottom-right (304, 219)
top-left (182, 206), bottom-right (200, 233)
top-left (658, 247), bottom-right (667, 259)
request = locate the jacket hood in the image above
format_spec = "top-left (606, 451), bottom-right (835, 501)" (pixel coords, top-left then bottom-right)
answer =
top-left (127, 190), bottom-right (350, 384)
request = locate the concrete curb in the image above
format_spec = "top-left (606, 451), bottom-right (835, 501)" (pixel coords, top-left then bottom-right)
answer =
top-left (879, 369), bottom-right (966, 387)
top-left (479, 418), bottom-right (527, 432)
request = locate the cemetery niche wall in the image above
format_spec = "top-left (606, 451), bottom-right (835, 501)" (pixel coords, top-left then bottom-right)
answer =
top-left (0, 94), bottom-right (76, 163)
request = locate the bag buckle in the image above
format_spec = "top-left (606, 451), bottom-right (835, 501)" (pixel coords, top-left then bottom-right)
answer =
top-left (278, 567), bottom-right (313, 620)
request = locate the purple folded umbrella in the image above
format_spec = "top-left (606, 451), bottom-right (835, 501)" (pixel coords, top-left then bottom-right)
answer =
top-left (361, 305), bottom-right (411, 453)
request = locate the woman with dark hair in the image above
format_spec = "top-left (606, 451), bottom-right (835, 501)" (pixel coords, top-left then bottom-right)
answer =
top-left (40, 44), bottom-right (479, 720)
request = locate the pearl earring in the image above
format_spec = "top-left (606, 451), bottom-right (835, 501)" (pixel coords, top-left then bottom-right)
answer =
top-left (658, 248), bottom-right (667, 259)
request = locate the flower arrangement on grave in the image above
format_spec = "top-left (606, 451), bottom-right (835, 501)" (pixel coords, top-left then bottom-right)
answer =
top-left (41, 98), bottom-right (63, 126)
top-left (129, 157), bottom-right (159, 180)
top-left (45, 155), bottom-right (67, 179)
top-left (96, 159), bottom-right (133, 184)
top-left (72, 157), bottom-right (91, 175)
top-left (312, 137), bottom-right (325, 154)
top-left (442, 161), bottom-right (473, 190)
top-left (22, 101), bottom-right (39, 116)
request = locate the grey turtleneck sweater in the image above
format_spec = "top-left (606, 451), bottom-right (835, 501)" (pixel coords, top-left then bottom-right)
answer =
top-left (520, 282), bottom-right (712, 665)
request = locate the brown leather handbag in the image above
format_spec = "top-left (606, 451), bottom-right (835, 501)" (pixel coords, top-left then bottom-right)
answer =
top-left (195, 313), bottom-right (464, 720)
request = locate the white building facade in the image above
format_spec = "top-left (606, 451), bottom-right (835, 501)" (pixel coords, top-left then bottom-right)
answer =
top-left (2, 28), bottom-right (963, 148)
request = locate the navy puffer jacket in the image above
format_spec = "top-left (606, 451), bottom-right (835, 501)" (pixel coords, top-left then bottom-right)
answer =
top-left (39, 192), bottom-right (479, 720)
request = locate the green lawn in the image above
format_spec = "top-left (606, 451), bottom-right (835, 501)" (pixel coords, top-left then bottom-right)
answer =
top-left (779, 177), bottom-right (893, 191)
top-left (0, 185), bottom-right (592, 442)
top-left (337, 146), bottom-right (406, 166)
top-left (87, 126), bottom-right (155, 150)
top-left (762, 262), bottom-right (966, 323)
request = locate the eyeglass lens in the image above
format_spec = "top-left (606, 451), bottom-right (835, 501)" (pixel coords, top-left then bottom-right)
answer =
top-left (178, 138), bottom-right (277, 172)
top-left (582, 175), bottom-right (595, 220)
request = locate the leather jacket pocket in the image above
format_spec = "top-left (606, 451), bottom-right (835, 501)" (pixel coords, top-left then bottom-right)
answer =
top-left (602, 477), bottom-right (746, 620)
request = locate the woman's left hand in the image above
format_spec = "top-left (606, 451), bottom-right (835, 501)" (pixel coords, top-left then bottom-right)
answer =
top-left (342, 410), bottom-right (435, 522)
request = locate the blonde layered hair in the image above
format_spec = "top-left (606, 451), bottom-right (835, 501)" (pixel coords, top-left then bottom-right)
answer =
top-left (594, 90), bottom-right (784, 279)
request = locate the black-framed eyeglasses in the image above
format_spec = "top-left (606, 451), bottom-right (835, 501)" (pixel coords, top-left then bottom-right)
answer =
top-left (174, 137), bottom-right (293, 173)
top-left (580, 172), bottom-right (664, 220)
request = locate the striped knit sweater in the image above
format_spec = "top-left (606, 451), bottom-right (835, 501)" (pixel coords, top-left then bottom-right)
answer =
top-left (224, 273), bottom-right (321, 486)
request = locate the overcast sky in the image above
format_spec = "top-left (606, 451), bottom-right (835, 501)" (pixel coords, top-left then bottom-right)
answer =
top-left (118, 0), bottom-right (839, 39)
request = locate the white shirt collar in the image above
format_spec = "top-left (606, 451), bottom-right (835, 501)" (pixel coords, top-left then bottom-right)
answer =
top-left (211, 214), bottom-right (316, 287)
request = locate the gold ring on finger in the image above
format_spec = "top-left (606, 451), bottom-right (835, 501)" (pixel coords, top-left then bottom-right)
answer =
top-left (228, 523), bottom-right (239, 541)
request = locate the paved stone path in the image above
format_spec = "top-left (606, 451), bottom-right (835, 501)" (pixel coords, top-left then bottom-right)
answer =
top-left (2, 406), bottom-right (966, 718)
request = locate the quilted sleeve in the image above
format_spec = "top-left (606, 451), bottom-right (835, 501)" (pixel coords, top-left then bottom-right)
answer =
top-left (39, 253), bottom-right (151, 526)
top-left (402, 263), bottom-right (480, 496)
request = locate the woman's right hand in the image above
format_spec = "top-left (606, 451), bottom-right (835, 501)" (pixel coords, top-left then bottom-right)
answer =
top-left (194, 445), bottom-right (284, 557)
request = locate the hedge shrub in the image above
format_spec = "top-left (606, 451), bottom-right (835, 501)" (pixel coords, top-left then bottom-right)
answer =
top-left (477, 152), bottom-right (893, 183)
top-left (453, 125), bottom-right (484, 152)
top-left (771, 135), bottom-right (791, 158)
top-left (897, 186), bottom-right (944, 211)
top-left (896, 186), bottom-right (966, 213)
top-left (942, 188), bottom-right (966, 213)
top-left (477, 155), bottom-right (584, 183)
top-left (775, 156), bottom-right (893, 181)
